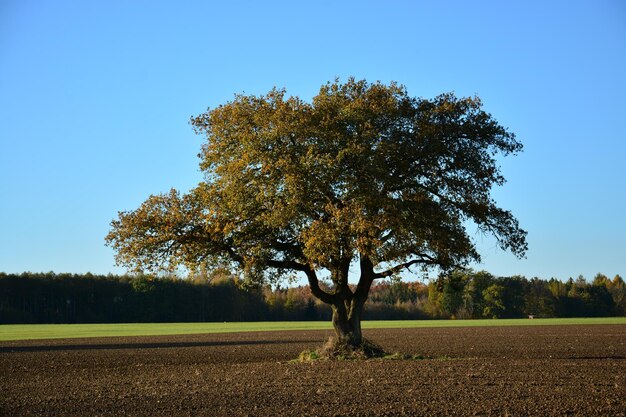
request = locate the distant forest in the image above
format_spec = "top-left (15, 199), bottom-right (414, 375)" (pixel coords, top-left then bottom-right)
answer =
top-left (1, 271), bottom-right (624, 324)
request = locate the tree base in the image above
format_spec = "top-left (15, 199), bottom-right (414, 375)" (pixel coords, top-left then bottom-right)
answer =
top-left (299, 336), bottom-right (387, 361)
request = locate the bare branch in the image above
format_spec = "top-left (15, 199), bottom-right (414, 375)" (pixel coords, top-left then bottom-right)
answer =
top-left (373, 254), bottom-right (439, 279)
top-left (303, 268), bottom-right (335, 305)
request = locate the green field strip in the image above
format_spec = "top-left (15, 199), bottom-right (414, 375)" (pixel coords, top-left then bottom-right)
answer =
top-left (1, 317), bottom-right (625, 342)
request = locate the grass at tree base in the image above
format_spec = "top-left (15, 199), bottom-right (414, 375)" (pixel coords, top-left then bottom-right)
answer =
top-left (299, 336), bottom-right (387, 361)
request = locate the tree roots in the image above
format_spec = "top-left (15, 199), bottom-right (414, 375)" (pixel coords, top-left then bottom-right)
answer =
top-left (299, 336), bottom-right (387, 361)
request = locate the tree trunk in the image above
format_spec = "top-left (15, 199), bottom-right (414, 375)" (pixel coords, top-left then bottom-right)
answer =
top-left (327, 255), bottom-right (376, 347)
top-left (348, 297), bottom-right (365, 344)
top-left (331, 303), bottom-right (362, 346)
top-left (304, 255), bottom-right (375, 348)
top-left (330, 288), bottom-right (369, 346)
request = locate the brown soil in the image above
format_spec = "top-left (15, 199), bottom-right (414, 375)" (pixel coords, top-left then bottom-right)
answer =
top-left (1, 325), bottom-right (625, 416)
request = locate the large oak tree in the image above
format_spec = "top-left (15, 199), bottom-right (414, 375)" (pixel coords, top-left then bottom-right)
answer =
top-left (106, 78), bottom-right (526, 346)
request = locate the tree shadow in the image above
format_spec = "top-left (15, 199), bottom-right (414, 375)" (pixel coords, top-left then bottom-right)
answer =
top-left (0, 338), bottom-right (320, 353)
top-left (567, 355), bottom-right (626, 360)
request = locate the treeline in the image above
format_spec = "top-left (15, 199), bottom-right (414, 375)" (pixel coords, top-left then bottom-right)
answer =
top-left (426, 271), bottom-right (625, 319)
top-left (0, 273), bottom-right (270, 324)
top-left (1, 271), bottom-right (624, 324)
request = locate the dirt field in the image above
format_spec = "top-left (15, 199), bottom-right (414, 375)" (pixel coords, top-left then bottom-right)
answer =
top-left (1, 325), bottom-right (625, 416)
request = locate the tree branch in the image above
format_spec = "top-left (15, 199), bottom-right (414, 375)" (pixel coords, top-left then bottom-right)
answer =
top-left (224, 241), bottom-right (336, 305)
top-left (265, 258), bottom-right (309, 272)
top-left (373, 254), bottom-right (439, 279)
top-left (303, 267), bottom-right (335, 305)
top-left (353, 254), bottom-right (376, 301)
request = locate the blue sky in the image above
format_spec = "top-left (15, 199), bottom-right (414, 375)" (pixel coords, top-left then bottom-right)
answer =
top-left (1, 0), bottom-right (624, 281)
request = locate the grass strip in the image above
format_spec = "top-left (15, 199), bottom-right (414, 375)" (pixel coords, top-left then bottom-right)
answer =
top-left (1, 317), bottom-right (625, 342)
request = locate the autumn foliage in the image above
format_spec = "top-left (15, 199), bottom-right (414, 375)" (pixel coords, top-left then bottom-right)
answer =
top-left (106, 78), bottom-right (527, 345)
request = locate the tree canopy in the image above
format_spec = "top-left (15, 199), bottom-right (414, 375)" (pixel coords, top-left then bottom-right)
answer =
top-left (106, 78), bottom-right (527, 345)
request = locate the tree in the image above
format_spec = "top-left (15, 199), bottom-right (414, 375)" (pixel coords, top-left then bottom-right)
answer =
top-left (428, 270), bottom-right (469, 318)
top-left (498, 276), bottom-right (527, 318)
top-left (524, 277), bottom-right (555, 317)
top-left (461, 270), bottom-right (495, 318)
top-left (609, 275), bottom-right (626, 315)
top-left (482, 283), bottom-right (506, 318)
top-left (106, 78), bottom-right (527, 348)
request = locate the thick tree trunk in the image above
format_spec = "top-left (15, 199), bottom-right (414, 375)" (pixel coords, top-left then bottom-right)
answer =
top-left (341, 255), bottom-right (376, 346)
top-left (348, 298), bottom-right (365, 344)
top-left (304, 255), bottom-right (375, 348)
top-left (330, 281), bottom-right (370, 346)
top-left (331, 303), bottom-right (362, 345)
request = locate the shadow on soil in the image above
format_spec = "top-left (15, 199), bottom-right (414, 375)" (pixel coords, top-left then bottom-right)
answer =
top-left (569, 355), bottom-right (626, 360)
top-left (0, 339), bottom-right (320, 353)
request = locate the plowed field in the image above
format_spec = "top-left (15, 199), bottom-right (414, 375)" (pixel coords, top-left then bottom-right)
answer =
top-left (1, 325), bottom-right (625, 416)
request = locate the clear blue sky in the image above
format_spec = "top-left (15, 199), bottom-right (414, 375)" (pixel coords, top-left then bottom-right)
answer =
top-left (1, 0), bottom-right (624, 281)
